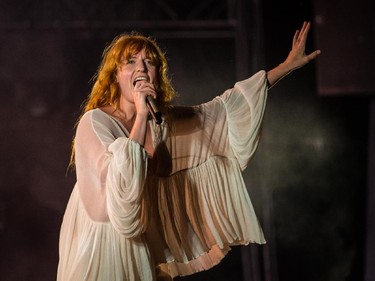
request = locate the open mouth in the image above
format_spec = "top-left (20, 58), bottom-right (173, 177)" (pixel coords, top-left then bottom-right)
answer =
top-left (133, 76), bottom-right (149, 86)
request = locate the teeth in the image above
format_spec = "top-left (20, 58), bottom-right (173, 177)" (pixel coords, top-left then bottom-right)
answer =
top-left (133, 76), bottom-right (148, 86)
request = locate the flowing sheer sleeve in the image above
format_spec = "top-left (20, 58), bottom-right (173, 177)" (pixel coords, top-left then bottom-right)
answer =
top-left (74, 110), bottom-right (149, 237)
top-left (219, 70), bottom-right (268, 170)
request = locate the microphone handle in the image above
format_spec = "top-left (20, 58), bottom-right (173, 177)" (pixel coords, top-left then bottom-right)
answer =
top-left (146, 96), bottom-right (162, 125)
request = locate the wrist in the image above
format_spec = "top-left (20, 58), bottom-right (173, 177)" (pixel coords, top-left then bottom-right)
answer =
top-left (278, 62), bottom-right (294, 74)
top-left (135, 111), bottom-right (149, 122)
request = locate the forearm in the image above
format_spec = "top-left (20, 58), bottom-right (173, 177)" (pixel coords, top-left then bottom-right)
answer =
top-left (129, 113), bottom-right (148, 147)
top-left (107, 138), bottom-right (148, 237)
top-left (266, 62), bottom-right (294, 88)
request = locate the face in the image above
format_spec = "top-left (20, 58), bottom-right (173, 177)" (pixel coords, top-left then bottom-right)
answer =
top-left (116, 48), bottom-right (158, 104)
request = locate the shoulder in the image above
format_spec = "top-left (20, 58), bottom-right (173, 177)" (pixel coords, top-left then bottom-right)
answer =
top-left (77, 108), bottom-right (117, 136)
top-left (79, 108), bottom-right (114, 126)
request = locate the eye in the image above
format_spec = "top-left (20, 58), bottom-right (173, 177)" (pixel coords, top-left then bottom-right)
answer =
top-left (125, 59), bottom-right (136, 65)
top-left (145, 59), bottom-right (156, 66)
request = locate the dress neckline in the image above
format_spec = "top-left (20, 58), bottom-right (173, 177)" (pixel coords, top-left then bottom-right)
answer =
top-left (95, 108), bottom-right (159, 159)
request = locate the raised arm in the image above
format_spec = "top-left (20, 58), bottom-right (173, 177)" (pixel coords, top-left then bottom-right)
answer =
top-left (266, 21), bottom-right (321, 88)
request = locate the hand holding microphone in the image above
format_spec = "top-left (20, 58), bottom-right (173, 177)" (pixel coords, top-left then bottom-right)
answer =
top-left (133, 78), bottom-right (162, 125)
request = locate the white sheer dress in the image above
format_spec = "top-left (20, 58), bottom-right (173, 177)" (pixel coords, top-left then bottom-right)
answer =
top-left (57, 70), bottom-right (268, 281)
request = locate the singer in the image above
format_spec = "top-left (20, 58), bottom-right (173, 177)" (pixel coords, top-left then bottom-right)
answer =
top-left (57, 22), bottom-right (320, 281)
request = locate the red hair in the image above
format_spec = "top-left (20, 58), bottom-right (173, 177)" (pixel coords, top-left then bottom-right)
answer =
top-left (69, 32), bottom-right (176, 168)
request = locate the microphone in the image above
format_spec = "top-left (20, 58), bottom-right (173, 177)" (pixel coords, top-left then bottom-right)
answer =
top-left (133, 79), bottom-right (162, 125)
top-left (146, 96), bottom-right (162, 125)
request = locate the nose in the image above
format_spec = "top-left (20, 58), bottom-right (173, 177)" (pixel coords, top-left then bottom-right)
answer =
top-left (136, 60), bottom-right (147, 72)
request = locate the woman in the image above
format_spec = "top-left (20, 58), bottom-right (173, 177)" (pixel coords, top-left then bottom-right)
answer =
top-left (57, 22), bottom-right (321, 280)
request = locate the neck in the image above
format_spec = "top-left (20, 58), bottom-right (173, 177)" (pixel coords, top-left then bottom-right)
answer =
top-left (114, 98), bottom-right (137, 123)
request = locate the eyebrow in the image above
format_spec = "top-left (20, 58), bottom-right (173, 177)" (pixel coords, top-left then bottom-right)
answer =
top-left (128, 54), bottom-right (151, 59)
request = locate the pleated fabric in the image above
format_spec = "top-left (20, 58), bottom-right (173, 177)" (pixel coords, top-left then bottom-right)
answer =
top-left (57, 70), bottom-right (268, 281)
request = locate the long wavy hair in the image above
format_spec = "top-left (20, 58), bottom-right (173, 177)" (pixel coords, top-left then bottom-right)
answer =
top-left (69, 32), bottom-right (176, 168)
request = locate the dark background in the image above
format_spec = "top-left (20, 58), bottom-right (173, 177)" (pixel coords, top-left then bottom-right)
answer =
top-left (0, 0), bottom-right (373, 281)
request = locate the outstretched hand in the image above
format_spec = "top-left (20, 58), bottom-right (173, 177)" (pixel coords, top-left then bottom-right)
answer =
top-left (283, 21), bottom-right (321, 71)
top-left (266, 21), bottom-right (321, 87)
